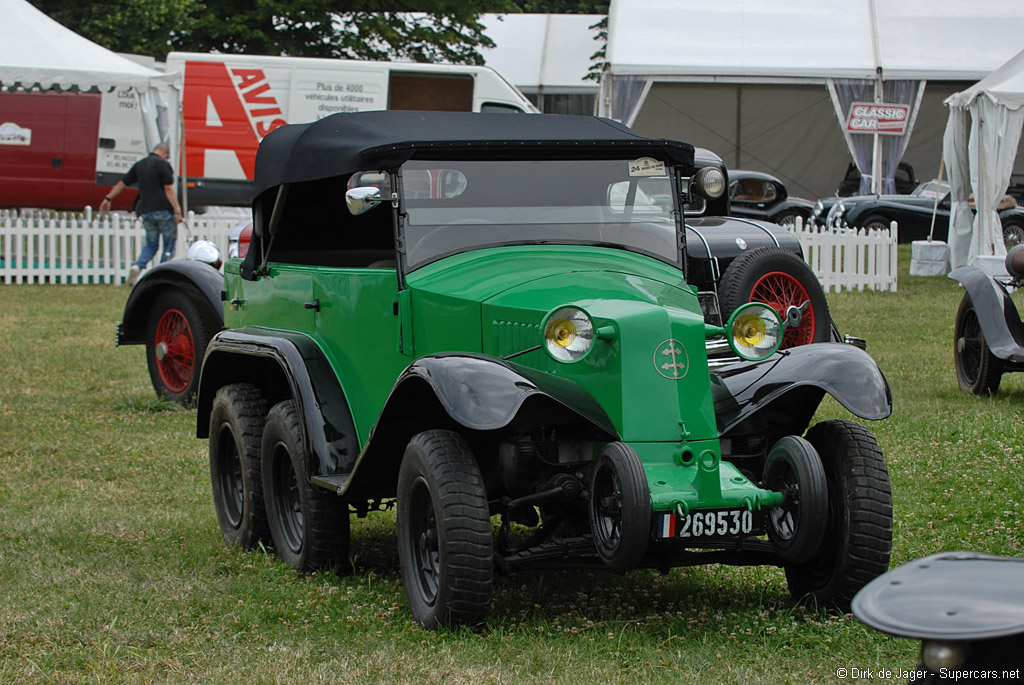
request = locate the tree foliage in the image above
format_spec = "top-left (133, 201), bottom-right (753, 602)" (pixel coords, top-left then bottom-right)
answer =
top-left (29, 0), bottom-right (517, 63)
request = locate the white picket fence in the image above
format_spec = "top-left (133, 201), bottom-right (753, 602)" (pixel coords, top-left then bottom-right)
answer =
top-left (1, 209), bottom-right (899, 292)
top-left (789, 218), bottom-right (898, 293)
top-left (0, 208), bottom-right (243, 285)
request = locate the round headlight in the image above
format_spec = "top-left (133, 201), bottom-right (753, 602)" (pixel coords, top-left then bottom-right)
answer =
top-left (726, 302), bottom-right (782, 361)
top-left (693, 167), bottom-right (726, 199)
top-left (921, 641), bottom-right (967, 673)
top-left (542, 306), bottom-right (595, 363)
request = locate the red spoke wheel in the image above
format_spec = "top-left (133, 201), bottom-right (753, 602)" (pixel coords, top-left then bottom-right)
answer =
top-left (145, 291), bottom-right (210, 403)
top-left (719, 247), bottom-right (830, 349)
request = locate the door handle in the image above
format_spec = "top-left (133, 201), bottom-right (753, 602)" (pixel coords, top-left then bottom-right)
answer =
top-left (304, 298), bottom-right (320, 313)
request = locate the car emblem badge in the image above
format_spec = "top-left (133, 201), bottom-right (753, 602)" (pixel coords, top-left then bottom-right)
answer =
top-left (735, 237), bottom-right (747, 250)
top-left (654, 339), bottom-right (689, 379)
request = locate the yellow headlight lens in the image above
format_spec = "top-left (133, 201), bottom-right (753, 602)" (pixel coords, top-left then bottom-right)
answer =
top-left (543, 307), bottom-right (595, 362)
top-left (727, 303), bottom-right (782, 361)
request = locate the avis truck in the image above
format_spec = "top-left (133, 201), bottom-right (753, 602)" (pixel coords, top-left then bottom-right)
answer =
top-left (0, 53), bottom-right (538, 211)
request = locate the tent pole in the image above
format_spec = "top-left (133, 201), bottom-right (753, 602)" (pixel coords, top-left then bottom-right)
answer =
top-left (928, 157), bottom-right (945, 242)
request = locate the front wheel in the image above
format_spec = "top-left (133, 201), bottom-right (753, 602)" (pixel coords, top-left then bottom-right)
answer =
top-left (762, 436), bottom-right (828, 564)
top-left (261, 400), bottom-right (349, 571)
top-left (859, 214), bottom-right (893, 233)
top-left (145, 290), bottom-right (211, 404)
top-left (589, 442), bottom-right (650, 573)
top-left (718, 246), bottom-right (831, 349)
top-left (1003, 220), bottom-right (1024, 249)
top-left (953, 293), bottom-right (1003, 395)
top-left (397, 430), bottom-right (493, 630)
top-left (785, 420), bottom-right (892, 611)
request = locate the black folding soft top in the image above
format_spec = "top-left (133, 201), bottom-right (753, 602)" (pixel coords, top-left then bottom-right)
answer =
top-left (252, 110), bottom-right (696, 199)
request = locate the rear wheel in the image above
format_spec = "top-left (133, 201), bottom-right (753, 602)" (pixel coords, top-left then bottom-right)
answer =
top-left (785, 420), bottom-right (892, 611)
top-left (719, 247), bottom-right (830, 349)
top-left (262, 400), bottom-right (349, 571)
top-left (209, 383), bottom-right (269, 548)
top-left (145, 290), bottom-right (210, 403)
top-left (954, 293), bottom-right (1003, 395)
top-left (397, 430), bottom-right (493, 630)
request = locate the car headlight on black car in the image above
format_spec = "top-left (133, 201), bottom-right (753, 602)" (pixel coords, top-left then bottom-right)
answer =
top-left (692, 167), bottom-right (726, 200)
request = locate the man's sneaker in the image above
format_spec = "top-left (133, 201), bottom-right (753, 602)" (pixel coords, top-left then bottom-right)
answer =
top-left (127, 265), bottom-right (141, 286)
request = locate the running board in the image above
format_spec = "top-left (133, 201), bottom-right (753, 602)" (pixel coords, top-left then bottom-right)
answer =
top-left (311, 473), bottom-right (350, 494)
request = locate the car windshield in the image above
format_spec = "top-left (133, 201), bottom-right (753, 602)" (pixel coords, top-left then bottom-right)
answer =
top-left (911, 180), bottom-right (950, 199)
top-left (398, 159), bottom-right (679, 270)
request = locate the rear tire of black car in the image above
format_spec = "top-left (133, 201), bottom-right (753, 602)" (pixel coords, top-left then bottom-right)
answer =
top-left (773, 210), bottom-right (804, 230)
top-left (589, 442), bottom-right (650, 573)
top-left (397, 430), bottom-right (493, 630)
top-left (1003, 220), bottom-right (1024, 250)
top-left (209, 383), bottom-right (269, 549)
top-left (859, 214), bottom-right (893, 233)
top-left (145, 290), bottom-right (210, 404)
top-left (262, 400), bottom-right (350, 572)
top-left (785, 420), bottom-right (892, 612)
top-left (718, 246), bottom-right (831, 349)
top-left (953, 293), bottom-right (1003, 395)
top-left (762, 436), bottom-right (828, 564)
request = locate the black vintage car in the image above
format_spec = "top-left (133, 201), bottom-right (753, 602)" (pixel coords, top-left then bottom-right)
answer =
top-left (727, 169), bottom-right (816, 229)
top-left (949, 245), bottom-right (1024, 395)
top-left (812, 180), bottom-right (1024, 247)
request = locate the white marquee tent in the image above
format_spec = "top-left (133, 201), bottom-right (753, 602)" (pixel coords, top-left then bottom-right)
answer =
top-left (945, 48), bottom-right (1024, 269)
top-left (0, 0), bottom-right (181, 161)
top-left (602, 0), bottom-right (1024, 200)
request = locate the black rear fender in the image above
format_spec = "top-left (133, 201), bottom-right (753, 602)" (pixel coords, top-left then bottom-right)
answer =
top-left (196, 329), bottom-right (360, 478)
top-left (712, 343), bottom-right (892, 439)
top-left (341, 354), bottom-right (618, 501)
top-left (117, 261), bottom-right (224, 345)
top-left (949, 266), bottom-right (1024, 362)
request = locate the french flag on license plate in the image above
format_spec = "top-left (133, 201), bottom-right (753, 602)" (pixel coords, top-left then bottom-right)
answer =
top-left (657, 513), bottom-right (676, 538)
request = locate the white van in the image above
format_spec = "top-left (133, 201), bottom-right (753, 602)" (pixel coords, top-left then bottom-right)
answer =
top-left (97, 53), bottom-right (538, 206)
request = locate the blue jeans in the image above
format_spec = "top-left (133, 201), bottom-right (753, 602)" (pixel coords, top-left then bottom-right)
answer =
top-left (135, 211), bottom-right (177, 268)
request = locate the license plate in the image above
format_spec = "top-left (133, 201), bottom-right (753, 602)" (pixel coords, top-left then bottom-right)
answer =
top-left (655, 508), bottom-right (754, 539)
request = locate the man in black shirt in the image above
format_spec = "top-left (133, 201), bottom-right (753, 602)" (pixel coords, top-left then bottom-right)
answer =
top-left (100, 142), bottom-right (183, 285)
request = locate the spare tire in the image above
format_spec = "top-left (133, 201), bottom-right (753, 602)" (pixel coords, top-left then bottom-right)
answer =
top-left (718, 247), bottom-right (830, 349)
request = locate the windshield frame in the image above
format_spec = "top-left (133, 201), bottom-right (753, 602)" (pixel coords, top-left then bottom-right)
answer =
top-left (393, 158), bottom-right (687, 276)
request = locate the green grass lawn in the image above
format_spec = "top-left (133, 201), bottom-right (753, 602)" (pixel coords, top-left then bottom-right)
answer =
top-left (2, 246), bottom-right (1023, 683)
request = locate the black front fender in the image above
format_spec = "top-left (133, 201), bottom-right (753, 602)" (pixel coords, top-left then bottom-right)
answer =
top-left (712, 343), bottom-right (892, 437)
top-left (341, 354), bottom-right (619, 500)
top-left (117, 260), bottom-right (224, 345)
top-left (196, 328), bottom-right (359, 478)
top-left (949, 266), bottom-right (1024, 363)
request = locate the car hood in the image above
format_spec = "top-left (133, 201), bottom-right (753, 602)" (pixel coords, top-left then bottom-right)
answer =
top-left (685, 217), bottom-right (801, 261)
top-left (406, 245), bottom-right (694, 306)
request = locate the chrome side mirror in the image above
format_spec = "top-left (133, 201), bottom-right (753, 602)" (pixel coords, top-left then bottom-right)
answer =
top-left (346, 186), bottom-right (382, 216)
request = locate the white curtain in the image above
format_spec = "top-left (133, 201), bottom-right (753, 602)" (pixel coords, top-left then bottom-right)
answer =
top-left (946, 99), bottom-right (1024, 268)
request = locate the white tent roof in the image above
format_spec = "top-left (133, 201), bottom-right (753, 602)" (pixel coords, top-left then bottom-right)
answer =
top-left (946, 47), bottom-right (1024, 110)
top-left (480, 13), bottom-right (601, 91)
top-left (0, 0), bottom-right (175, 91)
top-left (608, 0), bottom-right (1024, 82)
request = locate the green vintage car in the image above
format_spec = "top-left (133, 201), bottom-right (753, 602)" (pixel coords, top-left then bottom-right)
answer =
top-left (196, 111), bottom-right (893, 629)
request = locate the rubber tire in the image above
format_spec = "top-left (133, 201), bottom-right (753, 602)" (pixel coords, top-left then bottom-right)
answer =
top-left (262, 400), bottom-right (350, 572)
top-left (589, 442), bottom-right (650, 573)
top-left (397, 430), bottom-right (493, 630)
top-left (762, 436), bottom-right (828, 564)
top-left (859, 214), bottom-right (893, 232)
top-left (772, 210), bottom-right (803, 229)
top-left (145, 290), bottom-right (210, 404)
top-left (1004, 220), bottom-right (1024, 250)
top-left (209, 383), bottom-right (270, 549)
top-left (718, 246), bottom-right (831, 349)
top-left (785, 420), bottom-right (893, 612)
top-left (953, 293), bottom-right (1003, 395)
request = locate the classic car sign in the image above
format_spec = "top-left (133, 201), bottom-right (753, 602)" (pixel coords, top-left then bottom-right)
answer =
top-left (845, 103), bottom-right (910, 136)
top-left (0, 122), bottom-right (31, 145)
